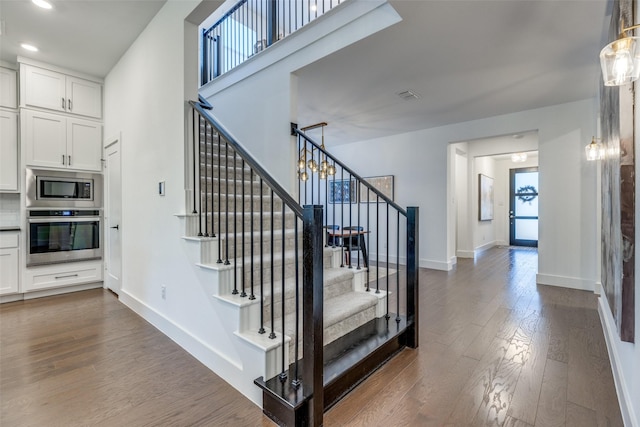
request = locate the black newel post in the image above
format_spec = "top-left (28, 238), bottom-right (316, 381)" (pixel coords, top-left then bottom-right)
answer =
top-left (406, 206), bottom-right (419, 349)
top-left (303, 204), bottom-right (324, 427)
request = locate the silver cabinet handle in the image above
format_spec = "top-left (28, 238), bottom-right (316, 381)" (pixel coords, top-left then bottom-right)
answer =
top-left (68, 99), bottom-right (72, 111)
top-left (62, 97), bottom-right (66, 109)
top-left (62, 154), bottom-right (66, 165)
top-left (55, 274), bottom-right (78, 279)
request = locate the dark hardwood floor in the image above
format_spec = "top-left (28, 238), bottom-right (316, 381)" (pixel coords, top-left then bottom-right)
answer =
top-left (0, 247), bottom-right (623, 426)
top-left (325, 247), bottom-right (623, 427)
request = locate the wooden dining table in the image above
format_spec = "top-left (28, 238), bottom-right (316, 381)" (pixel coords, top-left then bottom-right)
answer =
top-left (326, 229), bottom-right (370, 267)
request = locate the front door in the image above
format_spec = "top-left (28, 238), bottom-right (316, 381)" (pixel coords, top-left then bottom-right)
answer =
top-left (509, 167), bottom-right (539, 247)
top-left (105, 138), bottom-right (122, 293)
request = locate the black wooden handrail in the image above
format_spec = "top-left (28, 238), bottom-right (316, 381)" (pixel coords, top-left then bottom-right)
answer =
top-left (291, 124), bottom-right (407, 216)
top-left (190, 101), bottom-right (304, 218)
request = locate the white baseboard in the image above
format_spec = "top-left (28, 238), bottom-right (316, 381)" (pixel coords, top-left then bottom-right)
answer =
top-left (475, 241), bottom-right (496, 253)
top-left (456, 250), bottom-right (475, 259)
top-left (420, 258), bottom-right (455, 271)
top-left (1, 282), bottom-right (103, 304)
top-left (118, 289), bottom-right (262, 406)
top-left (536, 273), bottom-right (594, 292)
top-left (598, 296), bottom-right (637, 427)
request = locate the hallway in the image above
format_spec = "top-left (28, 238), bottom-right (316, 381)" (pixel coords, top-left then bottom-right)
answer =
top-left (0, 247), bottom-right (623, 426)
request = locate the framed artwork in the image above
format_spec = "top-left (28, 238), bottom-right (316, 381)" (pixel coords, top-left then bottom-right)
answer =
top-left (329, 179), bottom-right (356, 203)
top-left (359, 175), bottom-right (394, 203)
top-left (600, 0), bottom-right (635, 343)
top-left (478, 174), bottom-right (494, 221)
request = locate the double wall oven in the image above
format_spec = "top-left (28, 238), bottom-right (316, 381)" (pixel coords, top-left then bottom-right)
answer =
top-left (26, 169), bottom-right (103, 267)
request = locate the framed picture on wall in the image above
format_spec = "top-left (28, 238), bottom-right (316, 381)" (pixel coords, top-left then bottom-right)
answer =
top-left (329, 179), bottom-right (356, 203)
top-left (478, 174), bottom-right (494, 221)
top-left (359, 175), bottom-right (394, 203)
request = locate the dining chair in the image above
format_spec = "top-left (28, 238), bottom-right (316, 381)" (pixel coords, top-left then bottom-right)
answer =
top-left (342, 226), bottom-right (364, 265)
top-left (326, 225), bottom-right (341, 247)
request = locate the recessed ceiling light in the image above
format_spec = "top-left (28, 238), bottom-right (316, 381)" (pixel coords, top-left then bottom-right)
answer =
top-left (32, 0), bottom-right (53, 9)
top-left (21, 43), bottom-right (39, 52)
top-left (512, 134), bottom-right (524, 139)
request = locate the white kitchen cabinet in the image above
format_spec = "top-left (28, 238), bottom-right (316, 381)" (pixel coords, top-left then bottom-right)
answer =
top-left (0, 232), bottom-right (20, 295)
top-left (0, 67), bottom-right (18, 109)
top-left (22, 64), bottom-right (102, 119)
top-left (23, 109), bottom-right (102, 171)
top-left (24, 259), bottom-right (102, 292)
top-left (0, 109), bottom-right (19, 191)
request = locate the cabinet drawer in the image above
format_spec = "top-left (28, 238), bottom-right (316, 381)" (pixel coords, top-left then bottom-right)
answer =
top-left (25, 261), bottom-right (103, 292)
top-left (0, 233), bottom-right (19, 249)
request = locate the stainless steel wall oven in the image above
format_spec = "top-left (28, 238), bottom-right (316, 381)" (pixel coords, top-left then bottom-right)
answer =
top-left (27, 210), bottom-right (102, 266)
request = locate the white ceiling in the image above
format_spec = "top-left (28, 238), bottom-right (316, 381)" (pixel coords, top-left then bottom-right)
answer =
top-left (0, 0), bottom-right (610, 146)
top-left (0, 0), bottom-right (166, 77)
top-left (296, 0), bottom-right (610, 145)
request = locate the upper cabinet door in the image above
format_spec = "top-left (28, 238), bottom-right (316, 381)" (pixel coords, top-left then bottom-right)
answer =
top-left (0, 110), bottom-right (19, 191)
top-left (67, 118), bottom-right (102, 171)
top-left (23, 109), bottom-right (67, 169)
top-left (66, 76), bottom-right (102, 119)
top-left (0, 68), bottom-right (17, 109)
top-left (23, 65), bottom-right (66, 113)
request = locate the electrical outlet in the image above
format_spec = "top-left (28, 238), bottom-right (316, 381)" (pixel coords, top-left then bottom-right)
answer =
top-left (161, 285), bottom-right (166, 300)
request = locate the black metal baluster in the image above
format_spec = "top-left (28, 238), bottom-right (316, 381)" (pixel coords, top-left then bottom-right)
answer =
top-left (385, 202), bottom-right (389, 319)
top-left (204, 121), bottom-right (209, 236)
top-left (241, 159), bottom-right (247, 298)
top-left (250, 169), bottom-right (256, 300)
top-left (375, 195), bottom-right (379, 293)
top-left (259, 178), bottom-right (265, 334)
top-left (232, 149), bottom-right (238, 294)
top-left (356, 180), bottom-right (361, 269)
top-left (269, 189), bottom-right (276, 339)
top-left (366, 187), bottom-right (370, 291)
top-left (224, 141), bottom-right (230, 265)
top-left (279, 201), bottom-right (286, 380)
top-left (193, 110), bottom-right (198, 216)
top-left (196, 114), bottom-right (203, 236)
top-left (348, 173), bottom-right (352, 269)
top-left (332, 167), bottom-right (336, 248)
top-left (396, 210), bottom-right (401, 322)
top-left (340, 166), bottom-right (344, 267)
top-left (297, 136), bottom-right (301, 204)
top-left (217, 134), bottom-right (222, 263)
top-left (292, 217), bottom-right (300, 388)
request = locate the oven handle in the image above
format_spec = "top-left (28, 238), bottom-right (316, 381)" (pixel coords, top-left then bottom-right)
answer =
top-left (28, 217), bottom-right (101, 223)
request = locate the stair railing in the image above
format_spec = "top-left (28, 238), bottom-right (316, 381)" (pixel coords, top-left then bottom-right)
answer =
top-left (292, 123), bottom-right (419, 348)
top-left (201, 0), bottom-right (344, 84)
top-left (189, 100), bottom-right (325, 422)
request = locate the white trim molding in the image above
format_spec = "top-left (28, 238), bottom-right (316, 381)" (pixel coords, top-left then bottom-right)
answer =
top-left (598, 297), bottom-right (637, 427)
top-left (536, 273), bottom-right (594, 292)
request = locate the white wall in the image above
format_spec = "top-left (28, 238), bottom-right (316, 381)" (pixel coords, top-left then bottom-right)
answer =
top-left (331, 99), bottom-right (597, 286)
top-left (103, 0), bottom-right (266, 403)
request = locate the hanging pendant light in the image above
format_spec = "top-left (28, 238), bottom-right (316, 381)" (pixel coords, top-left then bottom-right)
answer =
top-left (585, 137), bottom-right (605, 161)
top-left (600, 23), bottom-right (640, 86)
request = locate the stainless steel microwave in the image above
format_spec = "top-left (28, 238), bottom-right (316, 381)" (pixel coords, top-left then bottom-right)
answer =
top-left (26, 168), bottom-right (103, 208)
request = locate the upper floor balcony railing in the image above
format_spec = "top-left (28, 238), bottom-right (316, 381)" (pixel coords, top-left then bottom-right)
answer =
top-left (201, 0), bottom-right (344, 85)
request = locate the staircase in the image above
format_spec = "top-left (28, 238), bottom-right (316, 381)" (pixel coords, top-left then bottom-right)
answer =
top-left (183, 100), bottom-right (419, 426)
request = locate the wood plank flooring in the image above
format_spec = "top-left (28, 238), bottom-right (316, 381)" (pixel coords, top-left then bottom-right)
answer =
top-left (326, 247), bottom-right (623, 427)
top-left (0, 247), bottom-right (623, 426)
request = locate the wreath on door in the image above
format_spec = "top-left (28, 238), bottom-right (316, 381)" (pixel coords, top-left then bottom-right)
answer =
top-left (517, 185), bottom-right (537, 204)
